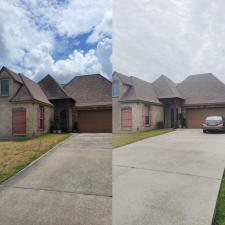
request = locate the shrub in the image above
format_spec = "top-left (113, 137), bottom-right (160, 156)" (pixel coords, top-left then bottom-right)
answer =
top-left (157, 121), bottom-right (164, 129)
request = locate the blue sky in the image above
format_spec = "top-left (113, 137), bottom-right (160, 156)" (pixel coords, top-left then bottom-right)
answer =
top-left (0, 0), bottom-right (112, 83)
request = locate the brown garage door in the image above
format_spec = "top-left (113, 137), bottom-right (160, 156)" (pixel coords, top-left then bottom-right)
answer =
top-left (186, 108), bottom-right (225, 128)
top-left (12, 110), bottom-right (26, 135)
top-left (78, 109), bottom-right (112, 132)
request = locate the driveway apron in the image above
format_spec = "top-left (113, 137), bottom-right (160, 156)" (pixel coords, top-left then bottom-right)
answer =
top-left (113, 129), bottom-right (225, 225)
top-left (0, 133), bottom-right (112, 225)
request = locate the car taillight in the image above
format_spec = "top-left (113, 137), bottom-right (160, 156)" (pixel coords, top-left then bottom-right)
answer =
top-left (219, 120), bottom-right (223, 125)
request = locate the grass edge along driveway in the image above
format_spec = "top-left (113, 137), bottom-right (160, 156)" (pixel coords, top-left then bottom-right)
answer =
top-left (214, 170), bottom-right (225, 225)
top-left (0, 133), bottom-right (71, 183)
top-left (112, 128), bottom-right (174, 148)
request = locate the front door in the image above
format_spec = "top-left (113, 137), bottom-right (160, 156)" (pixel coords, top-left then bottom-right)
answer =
top-left (60, 110), bottom-right (68, 131)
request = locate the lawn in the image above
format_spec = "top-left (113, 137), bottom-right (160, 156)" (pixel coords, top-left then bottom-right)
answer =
top-left (0, 133), bottom-right (71, 183)
top-left (214, 170), bottom-right (225, 225)
top-left (112, 128), bottom-right (174, 148)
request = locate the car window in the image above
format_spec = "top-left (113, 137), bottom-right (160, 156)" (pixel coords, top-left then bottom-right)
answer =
top-left (206, 116), bottom-right (222, 121)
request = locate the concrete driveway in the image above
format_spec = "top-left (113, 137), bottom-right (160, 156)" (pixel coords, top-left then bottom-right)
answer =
top-left (0, 133), bottom-right (112, 225)
top-left (113, 129), bottom-right (225, 225)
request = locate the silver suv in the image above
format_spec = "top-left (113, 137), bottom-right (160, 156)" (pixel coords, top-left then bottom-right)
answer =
top-left (202, 116), bottom-right (225, 133)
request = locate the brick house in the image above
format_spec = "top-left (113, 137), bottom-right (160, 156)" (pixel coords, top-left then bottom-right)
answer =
top-left (0, 67), bottom-right (112, 138)
top-left (113, 72), bottom-right (225, 132)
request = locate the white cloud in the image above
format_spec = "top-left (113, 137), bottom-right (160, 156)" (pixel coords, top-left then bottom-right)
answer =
top-left (113, 0), bottom-right (225, 83)
top-left (0, 0), bottom-right (112, 81)
top-left (87, 10), bottom-right (112, 43)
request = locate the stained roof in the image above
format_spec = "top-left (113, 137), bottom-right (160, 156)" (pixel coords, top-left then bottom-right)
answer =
top-left (38, 75), bottom-right (74, 101)
top-left (64, 74), bottom-right (112, 107)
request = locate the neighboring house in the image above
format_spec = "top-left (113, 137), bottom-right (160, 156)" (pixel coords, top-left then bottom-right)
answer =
top-left (113, 72), bottom-right (225, 132)
top-left (0, 66), bottom-right (112, 137)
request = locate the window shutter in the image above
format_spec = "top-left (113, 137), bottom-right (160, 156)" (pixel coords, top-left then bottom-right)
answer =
top-left (142, 105), bottom-right (145, 127)
top-left (44, 107), bottom-right (46, 130)
top-left (37, 107), bottom-right (40, 130)
top-left (150, 111), bottom-right (153, 127)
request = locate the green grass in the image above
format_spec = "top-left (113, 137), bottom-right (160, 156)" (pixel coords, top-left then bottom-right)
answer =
top-left (214, 171), bottom-right (225, 225)
top-left (112, 128), bottom-right (174, 148)
top-left (0, 133), bottom-right (71, 183)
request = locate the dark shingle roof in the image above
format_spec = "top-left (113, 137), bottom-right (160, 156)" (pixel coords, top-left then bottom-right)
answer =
top-left (38, 75), bottom-right (74, 101)
top-left (64, 74), bottom-right (112, 107)
top-left (177, 73), bottom-right (225, 105)
top-left (153, 75), bottom-right (183, 99)
top-left (11, 74), bottom-right (52, 106)
top-left (120, 76), bottom-right (161, 104)
top-left (1, 66), bottom-right (23, 83)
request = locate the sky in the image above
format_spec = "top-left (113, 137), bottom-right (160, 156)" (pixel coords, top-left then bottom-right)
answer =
top-left (113, 0), bottom-right (225, 83)
top-left (0, 0), bottom-right (112, 83)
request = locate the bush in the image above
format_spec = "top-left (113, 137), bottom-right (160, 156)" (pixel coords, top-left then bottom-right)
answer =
top-left (157, 121), bottom-right (164, 129)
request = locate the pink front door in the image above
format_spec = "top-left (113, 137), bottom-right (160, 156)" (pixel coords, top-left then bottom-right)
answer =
top-left (121, 107), bottom-right (132, 129)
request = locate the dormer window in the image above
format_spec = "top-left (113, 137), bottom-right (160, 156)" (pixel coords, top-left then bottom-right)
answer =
top-left (0, 79), bottom-right (9, 96)
top-left (112, 81), bottom-right (120, 97)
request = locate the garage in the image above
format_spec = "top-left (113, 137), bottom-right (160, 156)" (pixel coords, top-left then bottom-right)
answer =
top-left (78, 109), bottom-right (112, 133)
top-left (12, 109), bottom-right (26, 136)
top-left (186, 107), bottom-right (225, 128)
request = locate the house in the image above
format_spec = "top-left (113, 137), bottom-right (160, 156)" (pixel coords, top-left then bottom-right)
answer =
top-left (0, 66), bottom-right (112, 138)
top-left (113, 72), bottom-right (225, 132)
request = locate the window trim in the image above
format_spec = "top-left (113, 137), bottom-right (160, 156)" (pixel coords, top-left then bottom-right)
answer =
top-left (112, 81), bottom-right (120, 97)
top-left (0, 79), bottom-right (9, 96)
top-left (39, 106), bottom-right (45, 131)
top-left (143, 105), bottom-right (151, 127)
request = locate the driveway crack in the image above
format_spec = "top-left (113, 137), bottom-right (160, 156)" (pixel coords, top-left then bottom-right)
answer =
top-left (113, 164), bottom-right (221, 181)
top-left (2, 185), bottom-right (112, 198)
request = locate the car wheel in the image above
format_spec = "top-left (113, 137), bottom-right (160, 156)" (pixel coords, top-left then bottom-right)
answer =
top-left (203, 130), bottom-right (207, 133)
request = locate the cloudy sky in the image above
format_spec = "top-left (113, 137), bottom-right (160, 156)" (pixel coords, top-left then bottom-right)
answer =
top-left (0, 0), bottom-right (112, 83)
top-left (113, 0), bottom-right (225, 83)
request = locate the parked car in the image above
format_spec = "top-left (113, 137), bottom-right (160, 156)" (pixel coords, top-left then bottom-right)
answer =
top-left (202, 116), bottom-right (225, 133)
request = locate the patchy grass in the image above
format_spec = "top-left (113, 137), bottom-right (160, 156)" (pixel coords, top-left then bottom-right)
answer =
top-left (0, 133), bottom-right (71, 183)
top-left (214, 170), bottom-right (225, 225)
top-left (113, 128), bottom-right (174, 148)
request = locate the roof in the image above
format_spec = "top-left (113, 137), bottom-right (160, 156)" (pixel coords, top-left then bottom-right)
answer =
top-left (64, 74), bottom-right (112, 107)
top-left (153, 75), bottom-right (183, 99)
top-left (177, 73), bottom-right (225, 105)
top-left (38, 75), bottom-right (74, 101)
top-left (11, 74), bottom-right (52, 106)
top-left (113, 71), bottom-right (132, 86)
top-left (1, 66), bottom-right (23, 83)
top-left (116, 71), bottom-right (225, 106)
top-left (120, 76), bottom-right (161, 104)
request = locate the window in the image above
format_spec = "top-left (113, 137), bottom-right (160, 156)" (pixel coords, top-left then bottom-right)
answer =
top-left (112, 81), bottom-right (120, 97)
top-left (143, 105), bottom-right (151, 126)
top-left (1, 79), bottom-right (9, 96)
top-left (39, 106), bottom-right (45, 130)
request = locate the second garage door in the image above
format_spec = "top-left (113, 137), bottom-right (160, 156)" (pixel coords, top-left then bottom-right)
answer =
top-left (186, 107), bottom-right (225, 128)
top-left (78, 109), bottom-right (112, 132)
